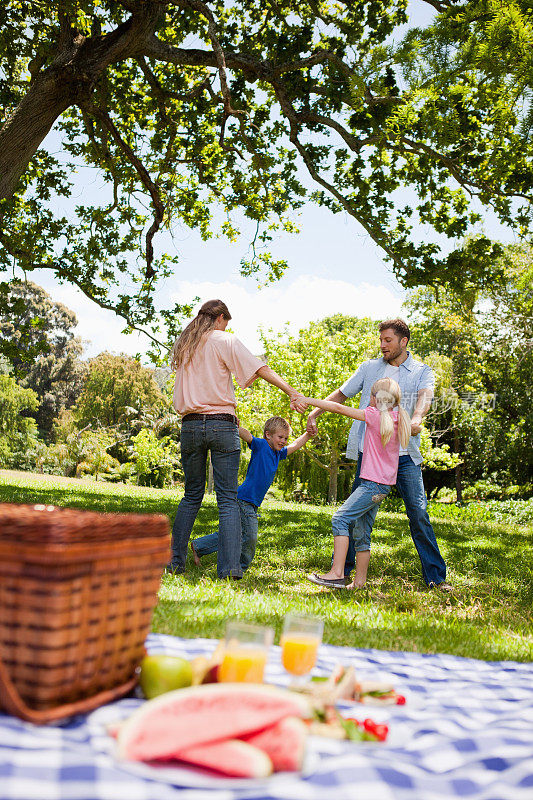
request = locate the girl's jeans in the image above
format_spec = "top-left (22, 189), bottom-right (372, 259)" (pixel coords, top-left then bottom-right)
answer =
top-left (170, 417), bottom-right (242, 579)
top-left (332, 479), bottom-right (391, 550)
top-left (192, 499), bottom-right (259, 571)
top-left (340, 454), bottom-right (447, 585)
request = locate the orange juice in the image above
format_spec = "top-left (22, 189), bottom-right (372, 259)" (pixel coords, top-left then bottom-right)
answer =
top-left (280, 634), bottom-right (319, 676)
top-left (218, 647), bottom-right (267, 683)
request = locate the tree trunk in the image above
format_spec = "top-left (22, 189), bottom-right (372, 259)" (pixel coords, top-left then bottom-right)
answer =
top-left (0, 10), bottom-right (160, 200)
top-left (454, 428), bottom-right (463, 505)
top-left (0, 71), bottom-right (76, 200)
top-left (207, 454), bottom-right (214, 494)
top-left (327, 447), bottom-right (339, 504)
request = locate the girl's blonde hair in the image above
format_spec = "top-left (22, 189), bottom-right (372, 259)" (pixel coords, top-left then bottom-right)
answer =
top-left (171, 299), bottom-right (231, 371)
top-left (370, 377), bottom-right (411, 449)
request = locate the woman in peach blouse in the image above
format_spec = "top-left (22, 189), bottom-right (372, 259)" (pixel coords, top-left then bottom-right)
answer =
top-left (168, 299), bottom-right (304, 579)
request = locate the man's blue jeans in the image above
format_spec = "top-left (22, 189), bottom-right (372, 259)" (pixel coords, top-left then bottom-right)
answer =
top-left (170, 418), bottom-right (242, 578)
top-left (341, 454), bottom-right (447, 586)
top-left (192, 499), bottom-right (259, 572)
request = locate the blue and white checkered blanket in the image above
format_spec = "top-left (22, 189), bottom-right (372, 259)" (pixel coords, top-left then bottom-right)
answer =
top-left (1, 634), bottom-right (532, 799)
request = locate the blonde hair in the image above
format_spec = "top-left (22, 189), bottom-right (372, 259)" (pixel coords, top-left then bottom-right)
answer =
top-left (264, 416), bottom-right (290, 437)
top-left (370, 378), bottom-right (411, 449)
top-left (171, 299), bottom-right (231, 371)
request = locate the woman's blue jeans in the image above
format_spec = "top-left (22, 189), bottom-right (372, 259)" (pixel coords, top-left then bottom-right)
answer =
top-left (192, 499), bottom-right (259, 571)
top-left (340, 454), bottom-right (447, 586)
top-left (170, 418), bottom-right (242, 578)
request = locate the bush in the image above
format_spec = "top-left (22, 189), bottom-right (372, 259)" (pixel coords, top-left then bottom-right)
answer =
top-left (0, 375), bottom-right (41, 468)
top-left (131, 429), bottom-right (179, 488)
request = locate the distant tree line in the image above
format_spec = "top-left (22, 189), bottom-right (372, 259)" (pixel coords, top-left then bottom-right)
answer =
top-left (1, 243), bottom-right (531, 501)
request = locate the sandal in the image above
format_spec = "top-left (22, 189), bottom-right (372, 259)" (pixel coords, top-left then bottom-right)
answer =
top-left (306, 572), bottom-right (347, 589)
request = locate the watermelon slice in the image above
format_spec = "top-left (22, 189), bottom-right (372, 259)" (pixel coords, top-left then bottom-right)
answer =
top-left (173, 739), bottom-right (273, 778)
top-left (242, 716), bottom-right (308, 772)
top-left (117, 683), bottom-right (311, 762)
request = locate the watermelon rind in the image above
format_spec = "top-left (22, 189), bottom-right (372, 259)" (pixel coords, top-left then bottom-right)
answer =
top-left (176, 739), bottom-right (273, 778)
top-left (243, 716), bottom-right (308, 772)
top-left (117, 682), bottom-right (311, 762)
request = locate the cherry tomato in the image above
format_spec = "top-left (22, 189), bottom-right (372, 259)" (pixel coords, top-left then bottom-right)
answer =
top-left (396, 695), bottom-right (406, 705)
top-left (372, 724), bottom-right (389, 741)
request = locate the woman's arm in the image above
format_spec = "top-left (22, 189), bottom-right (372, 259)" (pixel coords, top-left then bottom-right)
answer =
top-left (304, 397), bottom-right (366, 421)
top-left (255, 365), bottom-right (307, 412)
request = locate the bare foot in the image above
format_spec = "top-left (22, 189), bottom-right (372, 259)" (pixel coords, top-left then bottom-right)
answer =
top-left (346, 579), bottom-right (366, 589)
top-left (190, 541), bottom-right (201, 567)
top-left (317, 570), bottom-right (344, 581)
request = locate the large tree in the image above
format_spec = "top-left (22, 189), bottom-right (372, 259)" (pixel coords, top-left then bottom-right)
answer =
top-left (404, 242), bottom-right (533, 489)
top-left (1, 1), bottom-right (532, 353)
top-left (74, 351), bottom-right (166, 427)
top-left (0, 279), bottom-right (87, 430)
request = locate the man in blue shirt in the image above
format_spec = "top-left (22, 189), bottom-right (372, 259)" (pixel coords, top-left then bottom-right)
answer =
top-left (307, 318), bottom-right (451, 592)
top-left (191, 417), bottom-right (314, 572)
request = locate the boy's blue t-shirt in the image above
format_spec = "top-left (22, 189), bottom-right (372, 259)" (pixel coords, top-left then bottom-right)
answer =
top-left (237, 436), bottom-right (288, 507)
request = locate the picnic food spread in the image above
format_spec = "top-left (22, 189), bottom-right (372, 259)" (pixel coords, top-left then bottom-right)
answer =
top-left (113, 643), bottom-right (400, 779)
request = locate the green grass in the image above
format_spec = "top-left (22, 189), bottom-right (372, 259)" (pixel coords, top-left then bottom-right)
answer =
top-left (1, 470), bottom-right (532, 663)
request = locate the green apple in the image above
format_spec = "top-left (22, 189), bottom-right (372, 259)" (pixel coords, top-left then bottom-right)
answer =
top-left (139, 655), bottom-right (194, 699)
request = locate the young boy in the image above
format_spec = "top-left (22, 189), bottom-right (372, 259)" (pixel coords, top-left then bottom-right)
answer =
top-left (191, 417), bottom-right (314, 572)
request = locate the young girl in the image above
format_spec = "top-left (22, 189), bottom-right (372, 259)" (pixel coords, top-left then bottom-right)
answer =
top-left (305, 378), bottom-right (411, 589)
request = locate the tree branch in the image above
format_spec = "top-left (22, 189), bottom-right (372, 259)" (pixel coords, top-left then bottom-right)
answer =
top-left (84, 104), bottom-right (165, 281)
top-left (272, 77), bottom-right (405, 275)
top-left (0, 235), bottom-right (167, 351)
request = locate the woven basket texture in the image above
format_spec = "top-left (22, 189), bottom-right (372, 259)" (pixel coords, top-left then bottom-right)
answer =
top-left (0, 503), bottom-right (170, 711)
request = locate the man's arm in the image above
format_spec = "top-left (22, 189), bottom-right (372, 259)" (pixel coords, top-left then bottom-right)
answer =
top-left (306, 389), bottom-right (347, 435)
top-left (286, 430), bottom-right (315, 456)
top-left (238, 426), bottom-right (253, 444)
top-left (306, 361), bottom-right (368, 434)
top-left (255, 365), bottom-right (307, 412)
top-left (410, 388), bottom-right (433, 435)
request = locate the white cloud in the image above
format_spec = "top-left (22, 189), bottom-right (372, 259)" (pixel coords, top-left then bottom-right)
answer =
top-left (171, 275), bottom-right (404, 352)
top-left (38, 280), bottom-right (148, 359)
top-left (32, 272), bottom-right (404, 360)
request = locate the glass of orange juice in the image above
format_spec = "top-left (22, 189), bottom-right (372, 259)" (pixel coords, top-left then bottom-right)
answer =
top-left (218, 621), bottom-right (274, 683)
top-left (281, 613), bottom-right (323, 684)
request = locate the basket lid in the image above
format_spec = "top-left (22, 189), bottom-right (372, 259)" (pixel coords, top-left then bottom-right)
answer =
top-left (0, 503), bottom-right (170, 544)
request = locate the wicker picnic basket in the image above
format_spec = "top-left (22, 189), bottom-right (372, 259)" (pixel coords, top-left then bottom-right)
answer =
top-left (0, 502), bottom-right (170, 724)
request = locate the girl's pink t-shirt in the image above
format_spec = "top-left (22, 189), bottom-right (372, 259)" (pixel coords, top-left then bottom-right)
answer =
top-left (172, 330), bottom-right (266, 416)
top-left (359, 406), bottom-right (400, 485)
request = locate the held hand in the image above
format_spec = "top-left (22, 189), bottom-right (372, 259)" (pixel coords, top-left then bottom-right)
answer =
top-left (306, 412), bottom-right (319, 436)
top-left (290, 392), bottom-right (308, 413)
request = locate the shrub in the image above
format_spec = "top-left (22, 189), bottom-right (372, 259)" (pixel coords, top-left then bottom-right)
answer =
top-left (131, 429), bottom-right (179, 488)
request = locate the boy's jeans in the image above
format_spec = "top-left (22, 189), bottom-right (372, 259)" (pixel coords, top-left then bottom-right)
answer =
top-left (332, 479), bottom-right (391, 550)
top-left (170, 417), bottom-right (242, 579)
top-left (341, 454), bottom-right (447, 585)
top-left (192, 499), bottom-right (259, 571)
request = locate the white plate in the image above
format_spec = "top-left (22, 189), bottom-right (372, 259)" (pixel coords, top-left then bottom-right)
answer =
top-left (112, 749), bottom-right (321, 790)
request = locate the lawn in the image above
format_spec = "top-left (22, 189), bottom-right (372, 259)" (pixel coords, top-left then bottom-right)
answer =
top-left (1, 470), bottom-right (532, 663)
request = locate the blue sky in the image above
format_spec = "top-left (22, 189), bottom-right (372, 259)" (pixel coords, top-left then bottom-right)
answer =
top-left (27, 1), bottom-right (517, 360)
